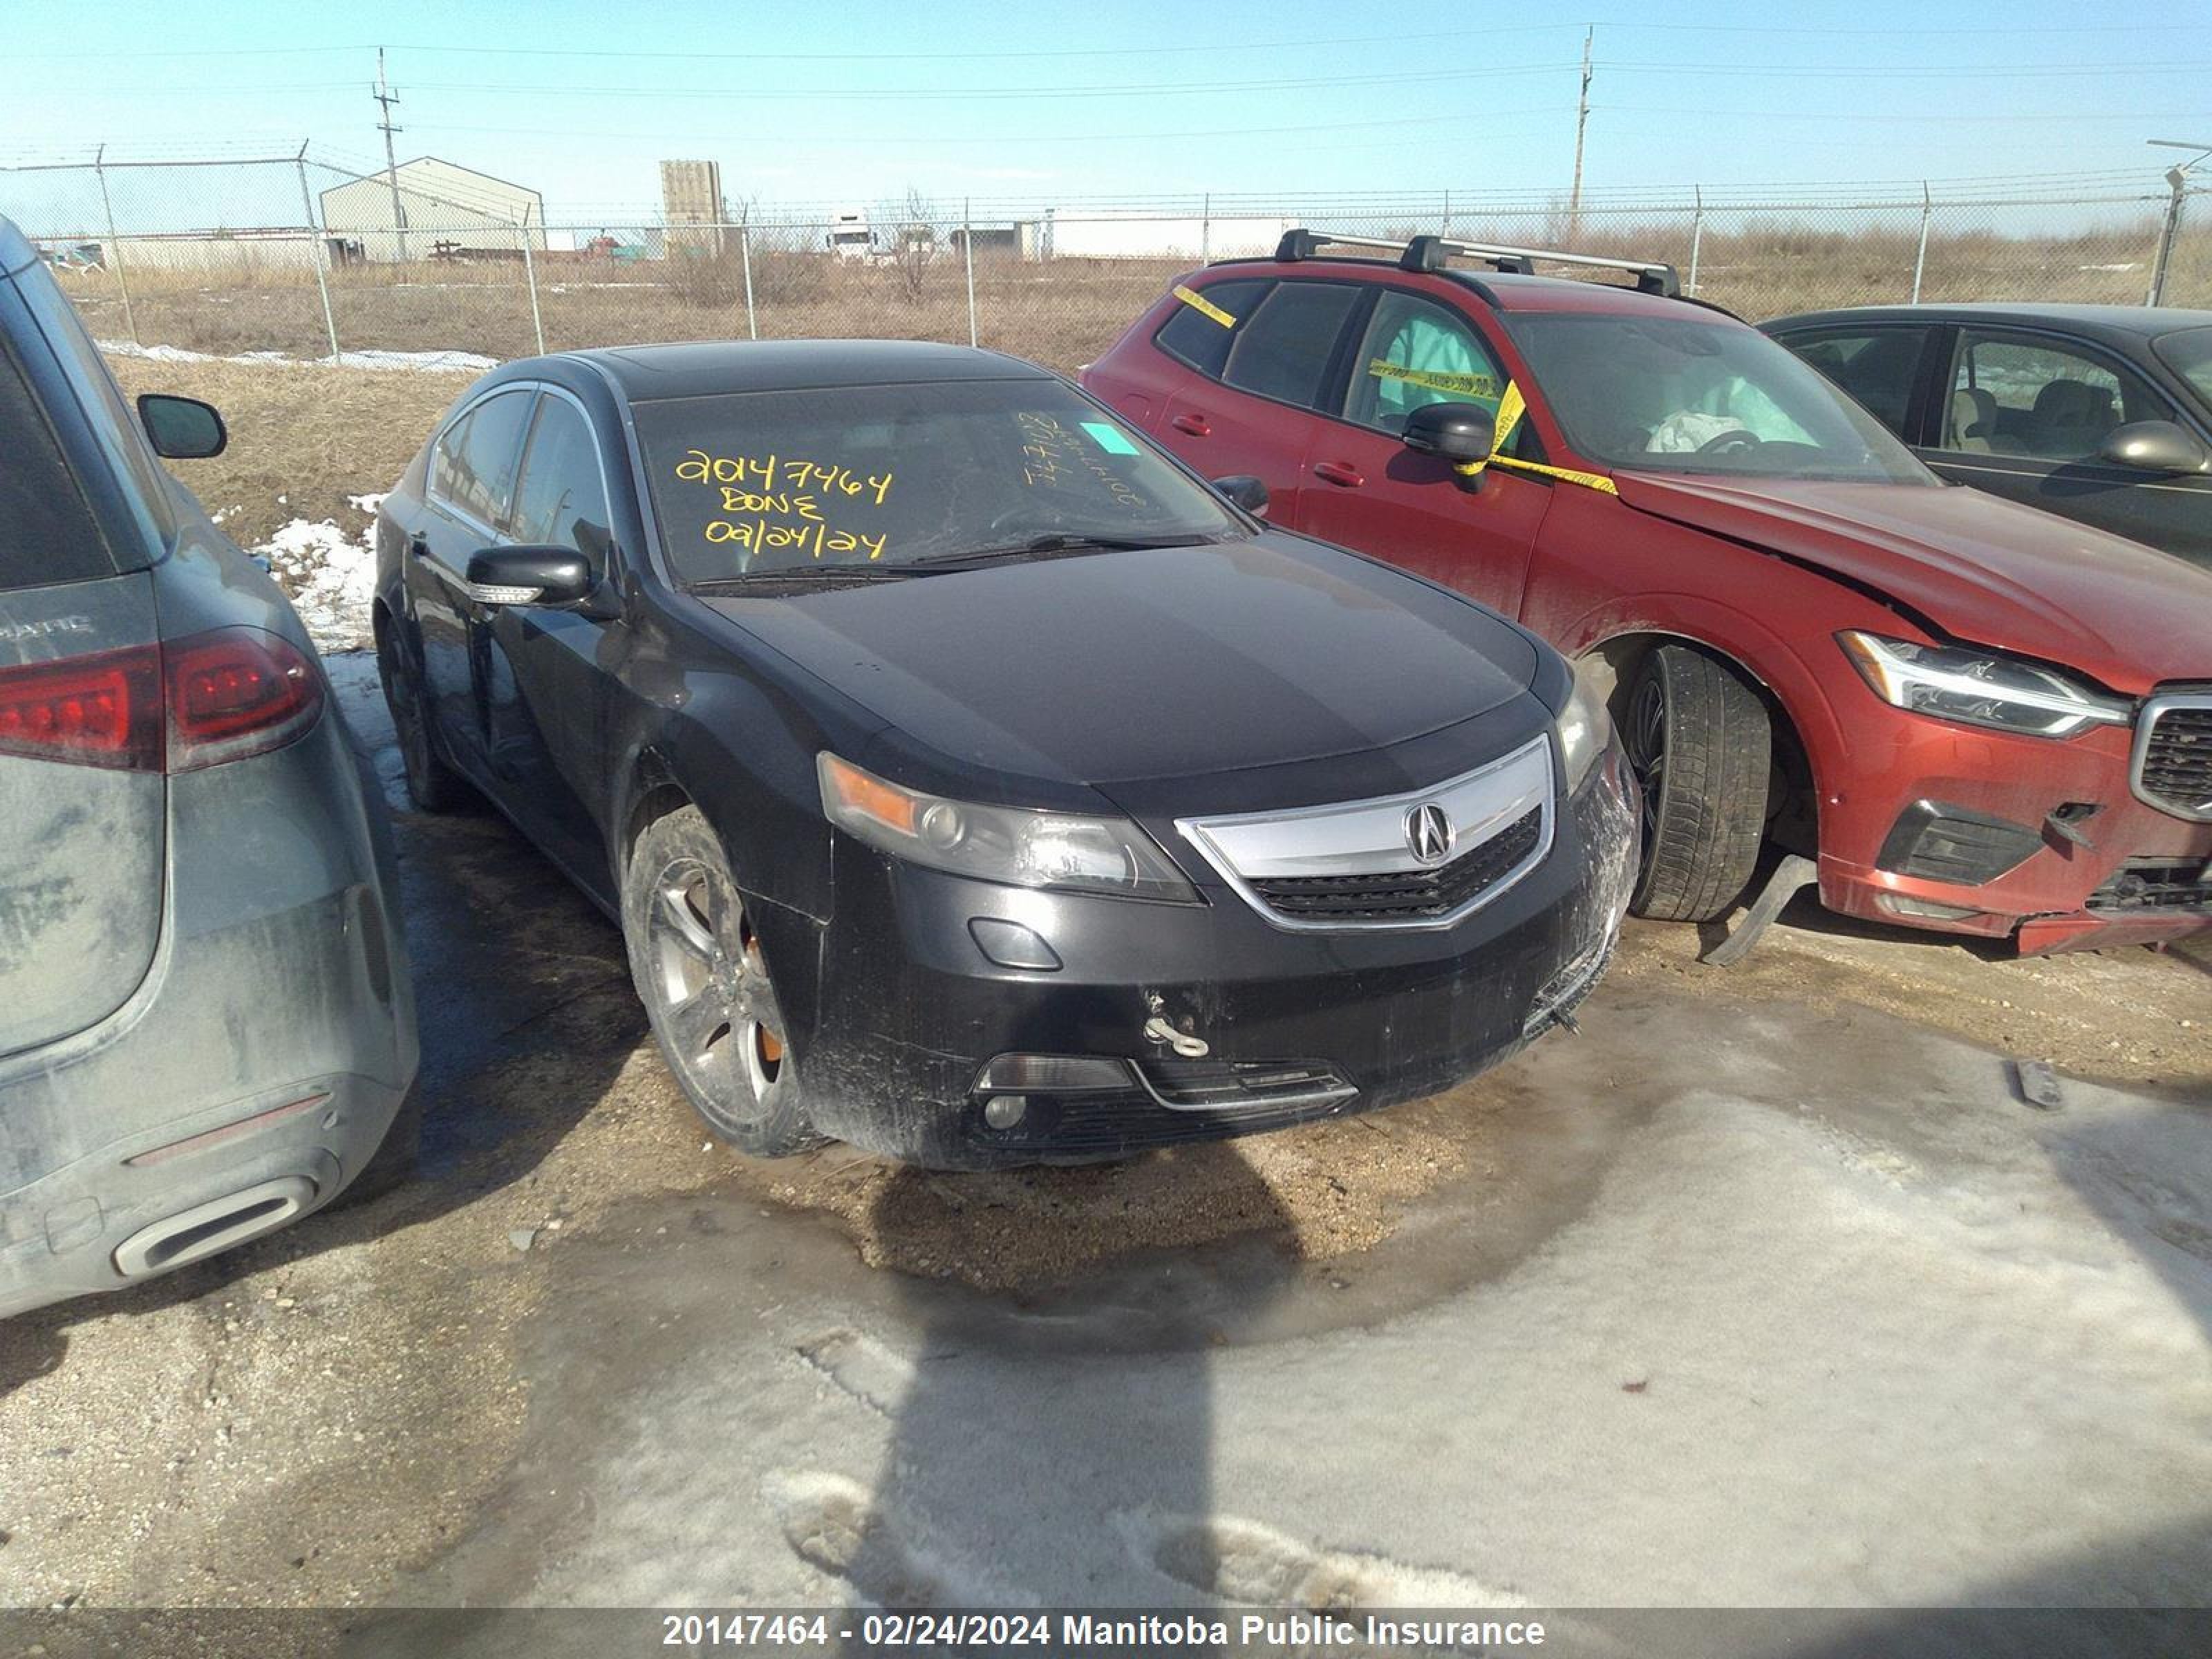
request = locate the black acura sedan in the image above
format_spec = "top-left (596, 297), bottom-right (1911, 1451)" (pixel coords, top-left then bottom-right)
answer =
top-left (373, 340), bottom-right (1634, 1167)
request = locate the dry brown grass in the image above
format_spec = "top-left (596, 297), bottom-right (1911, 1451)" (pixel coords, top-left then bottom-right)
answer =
top-left (106, 355), bottom-right (462, 545)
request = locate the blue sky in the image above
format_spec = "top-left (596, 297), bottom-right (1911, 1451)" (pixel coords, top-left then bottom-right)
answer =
top-left (3, 0), bottom-right (2209, 216)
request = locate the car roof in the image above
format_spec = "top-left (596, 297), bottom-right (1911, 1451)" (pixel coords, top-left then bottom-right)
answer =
top-left (554, 338), bottom-right (1055, 401)
top-left (1762, 301), bottom-right (2212, 340)
top-left (1201, 256), bottom-right (1718, 321)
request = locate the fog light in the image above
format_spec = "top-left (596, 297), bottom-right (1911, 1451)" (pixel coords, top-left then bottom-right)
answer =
top-left (973, 1053), bottom-right (1134, 1093)
top-left (983, 1094), bottom-right (1027, 1130)
top-left (1877, 892), bottom-right (1983, 922)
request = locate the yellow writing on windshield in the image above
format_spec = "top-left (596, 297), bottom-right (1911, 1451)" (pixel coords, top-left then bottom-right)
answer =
top-left (704, 519), bottom-right (889, 559)
top-left (676, 449), bottom-right (894, 561)
top-left (676, 451), bottom-right (892, 504)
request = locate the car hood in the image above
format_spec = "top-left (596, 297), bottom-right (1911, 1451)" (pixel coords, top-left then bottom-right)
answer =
top-left (700, 535), bottom-right (1539, 789)
top-left (1613, 473), bottom-right (2212, 693)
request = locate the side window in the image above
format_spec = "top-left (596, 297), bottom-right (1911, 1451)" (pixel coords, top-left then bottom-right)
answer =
top-left (1152, 279), bottom-right (1270, 379)
top-left (432, 389), bottom-right (535, 527)
top-left (1221, 281), bottom-right (1363, 409)
top-left (1783, 328), bottom-right (1926, 438)
top-left (1947, 331), bottom-right (2171, 461)
top-left (17, 259), bottom-right (174, 555)
top-left (1345, 292), bottom-right (1508, 433)
top-left (509, 397), bottom-right (614, 574)
top-left (430, 410), bottom-right (476, 505)
top-left (0, 338), bottom-right (115, 590)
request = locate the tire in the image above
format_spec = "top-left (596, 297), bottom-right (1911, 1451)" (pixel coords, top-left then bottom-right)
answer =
top-left (1622, 643), bottom-right (1771, 924)
top-left (621, 805), bottom-right (820, 1157)
top-left (375, 615), bottom-right (467, 813)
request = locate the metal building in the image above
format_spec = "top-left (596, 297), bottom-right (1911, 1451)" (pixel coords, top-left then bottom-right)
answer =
top-left (318, 157), bottom-right (545, 263)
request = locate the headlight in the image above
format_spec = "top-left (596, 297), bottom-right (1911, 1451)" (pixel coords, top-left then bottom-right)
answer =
top-left (818, 753), bottom-right (1199, 903)
top-left (1555, 669), bottom-right (1613, 791)
top-left (1837, 632), bottom-right (2130, 738)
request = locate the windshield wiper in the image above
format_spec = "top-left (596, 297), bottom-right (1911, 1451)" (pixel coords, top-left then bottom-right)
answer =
top-left (911, 531), bottom-right (1213, 572)
top-left (687, 565), bottom-right (922, 593)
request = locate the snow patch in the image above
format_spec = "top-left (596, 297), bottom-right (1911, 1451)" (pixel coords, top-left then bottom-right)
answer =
top-left (98, 339), bottom-right (493, 374)
top-left (254, 514), bottom-right (377, 654)
top-left (1118, 1508), bottom-right (1528, 1609)
top-left (762, 1470), bottom-right (1036, 1607)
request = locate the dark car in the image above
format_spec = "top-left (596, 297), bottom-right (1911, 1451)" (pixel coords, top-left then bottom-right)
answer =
top-left (1763, 303), bottom-right (2212, 571)
top-left (1, 216), bottom-right (417, 1318)
top-left (1081, 232), bottom-right (2212, 956)
top-left (370, 340), bottom-right (1635, 1168)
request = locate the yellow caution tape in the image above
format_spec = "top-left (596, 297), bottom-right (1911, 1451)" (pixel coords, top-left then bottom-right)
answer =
top-left (1452, 380), bottom-right (1618, 495)
top-left (1492, 381), bottom-right (1528, 449)
top-left (1365, 359), bottom-right (1499, 399)
top-left (1172, 284), bottom-right (1236, 328)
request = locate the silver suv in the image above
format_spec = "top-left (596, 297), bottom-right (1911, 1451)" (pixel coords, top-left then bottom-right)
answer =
top-left (0, 216), bottom-right (417, 1318)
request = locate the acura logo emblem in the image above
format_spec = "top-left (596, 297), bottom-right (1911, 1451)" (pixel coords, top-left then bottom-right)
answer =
top-left (1406, 802), bottom-right (1455, 865)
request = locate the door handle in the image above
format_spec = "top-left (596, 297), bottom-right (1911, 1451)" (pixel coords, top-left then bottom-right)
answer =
top-left (1170, 413), bottom-right (1212, 437)
top-left (1313, 460), bottom-right (1366, 488)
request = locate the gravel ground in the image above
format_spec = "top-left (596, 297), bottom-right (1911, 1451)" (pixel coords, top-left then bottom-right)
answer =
top-left (0, 655), bottom-right (2205, 1647)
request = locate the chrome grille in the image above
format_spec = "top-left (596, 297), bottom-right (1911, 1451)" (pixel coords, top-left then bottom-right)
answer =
top-left (1249, 806), bottom-right (1545, 922)
top-left (1177, 737), bottom-right (1555, 932)
top-left (2132, 695), bottom-right (2212, 823)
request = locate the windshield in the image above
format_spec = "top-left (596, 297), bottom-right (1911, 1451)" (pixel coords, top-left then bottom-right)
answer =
top-left (2152, 325), bottom-right (2212, 416)
top-left (632, 379), bottom-right (1241, 582)
top-left (1500, 312), bottom-right (1936, 484)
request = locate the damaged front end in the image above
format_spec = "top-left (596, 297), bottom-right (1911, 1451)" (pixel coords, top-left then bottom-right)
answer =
top-left (792, 738), bottom-right (1638, 1169)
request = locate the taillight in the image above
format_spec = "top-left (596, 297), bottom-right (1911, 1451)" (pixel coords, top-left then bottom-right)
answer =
top-left (0, 627), bottom-right (321, 773)
top-left (0, 644), bottom-right (163, 769)
top-left (164, 627), bottom-right (324, 771)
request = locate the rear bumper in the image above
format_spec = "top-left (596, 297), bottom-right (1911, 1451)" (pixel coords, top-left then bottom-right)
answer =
top-left (0, 1070), bottom-right (407, 1320)
top-left (1815, 708), bottom-right (2212, 953)
top-left (789, 746), bottom-right (1636, 1168)
top-left (0, 709), bottom-right (417, 1320)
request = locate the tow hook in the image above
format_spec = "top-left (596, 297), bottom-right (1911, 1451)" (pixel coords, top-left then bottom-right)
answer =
top-left (1143, 993), bottom-right (1211, 1059)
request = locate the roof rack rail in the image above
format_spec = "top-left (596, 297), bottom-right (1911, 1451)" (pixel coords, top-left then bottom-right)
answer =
top-left (1272, 227), bottom-right (1680, 298)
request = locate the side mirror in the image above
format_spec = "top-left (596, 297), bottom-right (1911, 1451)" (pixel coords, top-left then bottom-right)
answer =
top-left (138, 394), bottom-right (226, 460)
top-left (465, 545), bottom-right (594, 608)
top-left (1212, 474), bottom-right (1269, 518)
top-left (2097, 419), bottom-right (2209, 475)
top-left (1401, 401), bottom-right (1497, 465)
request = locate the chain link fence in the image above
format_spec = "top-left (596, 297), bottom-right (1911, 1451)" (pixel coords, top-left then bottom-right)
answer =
top-left (3, 152), bottom-right (2206, 376)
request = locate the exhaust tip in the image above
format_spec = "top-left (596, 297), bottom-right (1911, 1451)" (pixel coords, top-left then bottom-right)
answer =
top-left (112, 1176), bottom-right (318, 1279)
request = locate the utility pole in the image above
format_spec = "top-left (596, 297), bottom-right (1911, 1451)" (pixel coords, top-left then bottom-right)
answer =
top-left (1567, 26), bottom-right (1594, 238)
top-left (374, 47), bottom-right (408, 261)
top-left (2148, 138), bottom-right (2211, 306)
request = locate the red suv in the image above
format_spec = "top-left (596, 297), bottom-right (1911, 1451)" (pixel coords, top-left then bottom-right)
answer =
top-left (1082, 231), bottom-right (2212, 954)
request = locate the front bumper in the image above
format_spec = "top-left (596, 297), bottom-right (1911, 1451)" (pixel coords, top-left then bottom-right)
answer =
top-left (1814, 708), bottom-right (2212, 954)
top-left (786, 747), bottom-right (1635, 1168)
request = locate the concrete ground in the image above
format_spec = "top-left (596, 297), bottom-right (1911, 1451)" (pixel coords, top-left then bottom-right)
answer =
top-left (1, 655), bottom-right (2207, 1652)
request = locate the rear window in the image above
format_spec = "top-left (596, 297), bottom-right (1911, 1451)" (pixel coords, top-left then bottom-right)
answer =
top-left (1222, 281), bottom-right (1364, 408)
top-left (1152, 279), bottom-right (1270, 378)
top-left (0, 337), bottom-right (114, 591)
top-left (431, 388), bottom-right (536, 527)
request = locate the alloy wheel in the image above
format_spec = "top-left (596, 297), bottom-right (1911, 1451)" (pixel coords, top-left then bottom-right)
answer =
top-left (642, 856), bottom-right (786, 1111)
